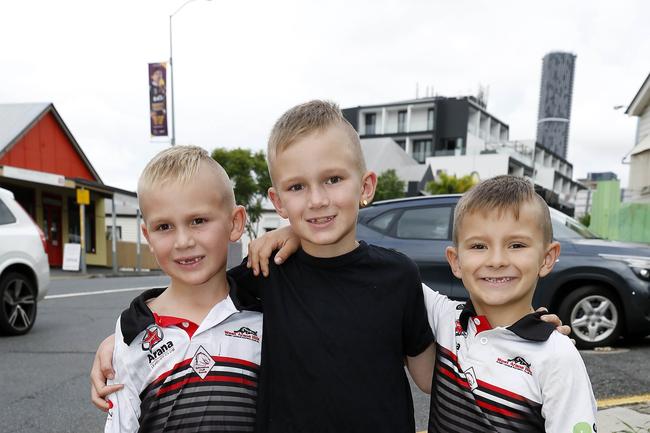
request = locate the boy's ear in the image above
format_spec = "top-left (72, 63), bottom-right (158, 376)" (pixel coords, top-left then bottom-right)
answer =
top-left (268, 187), bottom-right (289, 219)
top-left (141, 223), bottom-right (154, 253)
top-left (539, 241), bottom-right (561, 278)
top-left (445, 246), bottom-right (463, 279)
top-left (229, 205), bottom-right (247, 242)
top-left (361, 171), bottom-right (378, 204)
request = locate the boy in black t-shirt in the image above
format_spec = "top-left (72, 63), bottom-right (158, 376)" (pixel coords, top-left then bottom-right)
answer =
top-left (92, 100), bottom-right (436, 433)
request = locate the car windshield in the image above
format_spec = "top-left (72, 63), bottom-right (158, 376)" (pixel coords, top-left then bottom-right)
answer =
top-left (551, 211), bottom-right (600, 240)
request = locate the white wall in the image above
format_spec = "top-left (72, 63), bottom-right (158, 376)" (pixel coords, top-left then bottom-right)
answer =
top-left (425, 153), bottom-right (510, 180)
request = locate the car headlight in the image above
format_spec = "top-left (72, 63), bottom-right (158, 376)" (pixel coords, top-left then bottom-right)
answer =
top-left (599, 254), bottom-right (650, 281)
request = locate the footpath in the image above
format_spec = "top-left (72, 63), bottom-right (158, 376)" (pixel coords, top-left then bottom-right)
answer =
top-left (49, 265), bottom-right (164, 280)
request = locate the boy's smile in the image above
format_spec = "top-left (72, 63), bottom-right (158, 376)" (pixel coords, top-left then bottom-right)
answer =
top-left (268, 124), bottom-right (376, 258)
top-left (446, 201), bottom-right (560, 326)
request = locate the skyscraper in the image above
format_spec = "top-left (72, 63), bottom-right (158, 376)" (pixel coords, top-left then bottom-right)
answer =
top-left (536, 52), bottom-right (577, 158)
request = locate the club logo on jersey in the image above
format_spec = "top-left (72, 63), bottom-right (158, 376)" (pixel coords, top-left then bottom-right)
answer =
top-left (141, 325), bottom-right (163, 351)
top-left (454, 320), bottom-right (467, 337)
top-left (463, 367), bottom-right (479, 391)
top-left (572, 421), bottom-right (595, 433)
top-left (225, 326), bottom-right (260, 343)
top-left (497, 356), bottom-right (532, 375)
top-left (191, 346), bottom-right (215, 379)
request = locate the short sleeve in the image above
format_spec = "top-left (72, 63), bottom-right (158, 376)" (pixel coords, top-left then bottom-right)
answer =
top-left (538, 335), bottom-right (597, 433)
top-left (104, 320), bottom-right (141, 433)
top-left (402, 260), bottom-right (434, 357)
top-left (421, 283), bottom-right (459, 336)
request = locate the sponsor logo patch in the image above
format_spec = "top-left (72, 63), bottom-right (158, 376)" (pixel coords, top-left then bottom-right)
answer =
top-left (225, 326), bottom-right (260, 343)
top-left (572, 421), bottom-right (594, 433)
top-left (141, 325), bottom-right (163, 351)
top-left (190, 346), bottom-right (215, 379)
top-left (464, 367), bottom-right (479, 391)
top-left (141, 324), bottom-right (175, 368)
top-left (497, 356), bottom-right (532, 375)
top-left (454, 320), bottom-right (467, 337)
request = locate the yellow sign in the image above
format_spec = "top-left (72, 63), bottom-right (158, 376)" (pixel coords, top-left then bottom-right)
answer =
top-left (76, 189), bottom-right (90, 205)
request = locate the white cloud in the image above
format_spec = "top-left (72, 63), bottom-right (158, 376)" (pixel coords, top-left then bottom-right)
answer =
top-left (1, 0), bottom-right (648, 190)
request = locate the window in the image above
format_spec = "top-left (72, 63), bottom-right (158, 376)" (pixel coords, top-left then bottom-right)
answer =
top-left (396, 206), bottom-right (452, 240)
top-left (395, 139), bottom-right (406, 150)
top-left (368, 210), bottom-right (398, 233)
top-left (412, 139), bottom-right (433, 163)
top-left (106, 225), bottom-right (122, 241)
top-left (364, 113), bottom-right (377, 135)
top-left (0, 199), bottom-right (16, 225)
top-left (427, 108), bottom-right (435, 130)
top-left (397, 110), bottom-right (407, 133)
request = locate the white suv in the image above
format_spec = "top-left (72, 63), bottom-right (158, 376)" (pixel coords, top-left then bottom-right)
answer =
top-left (0, 187), bottom-right (50, 335)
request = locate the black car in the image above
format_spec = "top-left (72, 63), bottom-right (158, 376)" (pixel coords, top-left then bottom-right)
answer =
top-left (357, 195), bottom-right (650, 349)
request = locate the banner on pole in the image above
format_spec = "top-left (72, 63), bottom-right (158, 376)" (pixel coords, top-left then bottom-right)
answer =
top-left (148, 62), bottom-right (168, 137)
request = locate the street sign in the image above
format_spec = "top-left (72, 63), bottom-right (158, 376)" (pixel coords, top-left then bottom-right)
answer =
top-left (76, 189), bottom-right (90, 205)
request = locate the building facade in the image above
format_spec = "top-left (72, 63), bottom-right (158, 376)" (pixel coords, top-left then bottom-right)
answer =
top-left (536, 52), bottom-right (577, 159)
top-left (625, 72), bottom-right (650, 203)
top-left (343, 96), bottom-right (584, 215)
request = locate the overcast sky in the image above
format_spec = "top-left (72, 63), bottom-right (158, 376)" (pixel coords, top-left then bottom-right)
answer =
top-left (1, 0), bottom-right (648, 191)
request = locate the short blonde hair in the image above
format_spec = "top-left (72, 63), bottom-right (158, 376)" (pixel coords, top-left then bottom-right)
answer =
top-left (267, 100), bottom-right (366, 181)
top-left (137, 145), bottom-right (234, 214)
top-left (452, 175), bottom-right (553, 245)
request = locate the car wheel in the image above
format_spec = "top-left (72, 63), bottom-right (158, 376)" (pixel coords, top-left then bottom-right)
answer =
top-left (0, 272), bottom-right (37, 336)
top-left (558, 285), bottom-right (622, 349)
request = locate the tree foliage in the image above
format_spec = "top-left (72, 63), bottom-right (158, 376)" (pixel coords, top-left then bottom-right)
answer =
top-left (425, 172), bottom-right (477, 195)
top-left (374, 169), bottom-right (406, 202)
top-left (578, 213), bottom-right (591, 228)
top-left (211, 148), bottom-right (271, 239)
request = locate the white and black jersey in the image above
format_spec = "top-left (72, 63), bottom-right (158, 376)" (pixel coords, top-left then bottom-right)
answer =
top-left (423, 287), bottom-right (597, 433)
top-left (105, 278), bottom-right (263, 433)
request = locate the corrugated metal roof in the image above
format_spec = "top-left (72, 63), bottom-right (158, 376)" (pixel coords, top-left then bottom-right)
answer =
top-left (0, 103), bottom-right (50, 152)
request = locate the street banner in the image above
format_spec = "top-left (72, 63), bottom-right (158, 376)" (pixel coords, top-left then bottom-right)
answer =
top-left (148, 62), bottom-right (168, 137)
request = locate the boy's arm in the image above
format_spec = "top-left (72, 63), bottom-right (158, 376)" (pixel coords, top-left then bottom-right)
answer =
top-left (405, 343), bottom-right (435, 394)
top-left (539, 338), bottom-right (597, 433)
top-left (91, 334), bottom-right (120, 411)
top-left (246, 225), bottom-right (300, 276)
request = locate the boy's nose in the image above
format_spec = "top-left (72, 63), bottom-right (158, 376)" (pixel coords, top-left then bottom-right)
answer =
top-left (486, 247), bottom-right (508, 268)
top-left (308, 186), bottom-right (329, 208)
top-left (174, 227), bottom-right (196, 249)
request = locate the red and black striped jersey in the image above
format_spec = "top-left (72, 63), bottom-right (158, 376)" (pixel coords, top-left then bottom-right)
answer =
top-left (423, 286), bottom-right (597, 433)
top-left (105, 285), bottom-right (262, 433)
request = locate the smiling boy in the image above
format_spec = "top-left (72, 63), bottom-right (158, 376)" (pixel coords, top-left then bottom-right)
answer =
top-left (425, 175), bottom-right (596, 432)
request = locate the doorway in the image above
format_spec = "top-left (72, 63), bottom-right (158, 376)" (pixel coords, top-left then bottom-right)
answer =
top-left (42, 195), bottom-right (63, 266)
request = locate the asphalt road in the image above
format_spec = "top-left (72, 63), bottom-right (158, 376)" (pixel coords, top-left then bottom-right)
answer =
top-left (0, 275), bottom-right (648, 433)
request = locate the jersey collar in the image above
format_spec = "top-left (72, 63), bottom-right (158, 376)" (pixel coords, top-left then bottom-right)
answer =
top-left (459, 300), bottom-right (556, 342)
top-left (120, 275), bottom-right (250, 345)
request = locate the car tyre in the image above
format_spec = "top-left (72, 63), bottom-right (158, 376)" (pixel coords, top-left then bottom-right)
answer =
top-left (0, 272), bottom-right (37, 336)
top-left (558, 285), bottom-right (622, 349)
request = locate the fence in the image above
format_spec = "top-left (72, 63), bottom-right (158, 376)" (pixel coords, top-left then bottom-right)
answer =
top-left (589, 180), bottom-right (650, 243)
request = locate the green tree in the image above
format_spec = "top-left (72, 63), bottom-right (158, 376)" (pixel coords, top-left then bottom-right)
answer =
top-left (425, 172), bottom-right (477, 195)
top-left (374, 169), bottom-right (406, 202)
top-left (578, 213), bottom-right (591, 228)
top-left (211, 147), bottom-right (271, 239)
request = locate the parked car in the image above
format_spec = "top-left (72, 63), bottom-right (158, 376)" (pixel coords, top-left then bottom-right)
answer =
top-left (0, 187), bottom-right (50, 335)
top-left (357, 194), bottom-right (650, 349)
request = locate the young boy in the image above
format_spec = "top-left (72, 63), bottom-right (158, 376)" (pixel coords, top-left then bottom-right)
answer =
top-left (103, 146), bottom-right (263, 432)
top-left (425, 175), bottom-right (596, 432)
top-left (94, 101), bottom-right (436, 433)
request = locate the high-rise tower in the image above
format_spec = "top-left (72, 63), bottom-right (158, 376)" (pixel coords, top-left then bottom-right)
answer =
top-left (536, 52), bottom-right (576, 158)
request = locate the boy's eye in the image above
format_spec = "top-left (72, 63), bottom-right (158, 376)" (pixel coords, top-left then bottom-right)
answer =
top-left (510, 242), bottom-right (527, 249)
top-left (469, 243), bottom-right (486, 250)
top-left (156, 223), bottom-right (171, 231)
top-left (326, 176), bottom-right (342, 185)
top-left (288, 184), bottom-right (303, 192)
top-left (191, 218), bottom-right (206, 226)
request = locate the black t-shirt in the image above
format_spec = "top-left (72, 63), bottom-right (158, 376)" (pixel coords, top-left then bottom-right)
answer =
top-left (229, 241), bottom-right (434, 433)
